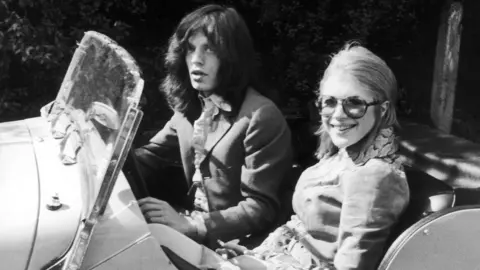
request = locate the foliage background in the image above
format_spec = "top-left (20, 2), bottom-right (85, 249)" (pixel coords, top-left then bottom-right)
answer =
top-left (5, 0), bottom-right (476, 152)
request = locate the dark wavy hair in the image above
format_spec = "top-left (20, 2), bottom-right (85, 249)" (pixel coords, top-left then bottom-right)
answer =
top-left (160, 4), bottom-right (259, 116)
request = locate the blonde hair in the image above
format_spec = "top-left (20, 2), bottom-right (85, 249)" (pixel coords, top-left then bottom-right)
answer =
top-left (316, 42), bottom-right (398, 160)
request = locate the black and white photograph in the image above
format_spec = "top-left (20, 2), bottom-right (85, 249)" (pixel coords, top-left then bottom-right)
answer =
top-left (0, 0), bottom-right (477, 269)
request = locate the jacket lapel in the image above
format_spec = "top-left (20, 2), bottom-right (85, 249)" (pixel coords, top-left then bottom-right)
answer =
top-left (177, 106), bottom-right (234, 182)
top-left (202, 114), bottom-right (233, 162)
top-left (175, 113), bottom-right (196, 185)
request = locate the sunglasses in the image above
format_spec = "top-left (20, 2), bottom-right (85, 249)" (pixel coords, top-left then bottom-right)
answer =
top-left (316, 95), bottom-right (381, 119)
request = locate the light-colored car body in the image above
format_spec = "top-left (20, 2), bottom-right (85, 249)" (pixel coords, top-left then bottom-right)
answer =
top-left (0, 116), bottom-right (175, 270)
top-left (0, 31), bottom-right (177, 270)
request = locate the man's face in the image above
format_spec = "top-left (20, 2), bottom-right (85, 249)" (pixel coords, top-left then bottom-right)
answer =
top-left (185, 31), bottom-right (220, 96)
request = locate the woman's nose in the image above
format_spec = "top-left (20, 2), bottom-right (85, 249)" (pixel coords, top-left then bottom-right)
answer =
top-left (331, 103), bottom-right (347, 118)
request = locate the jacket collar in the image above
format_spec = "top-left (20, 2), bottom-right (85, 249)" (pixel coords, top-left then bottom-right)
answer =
top-left (346, 127), bottom-right (401, 166)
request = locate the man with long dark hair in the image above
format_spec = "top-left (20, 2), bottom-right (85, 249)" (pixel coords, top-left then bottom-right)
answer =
top-left (134, 4), bottom-right (292, 248)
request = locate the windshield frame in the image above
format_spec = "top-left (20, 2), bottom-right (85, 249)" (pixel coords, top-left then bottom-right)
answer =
top-left (42, 30), bottom-right (144, 270)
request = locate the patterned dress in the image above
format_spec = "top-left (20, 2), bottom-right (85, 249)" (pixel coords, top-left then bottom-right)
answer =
top-left (248, 128), bottom-right (410, 270)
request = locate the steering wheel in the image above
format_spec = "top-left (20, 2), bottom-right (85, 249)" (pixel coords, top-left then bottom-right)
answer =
top-left (123, 148), bottom-right (150, 199)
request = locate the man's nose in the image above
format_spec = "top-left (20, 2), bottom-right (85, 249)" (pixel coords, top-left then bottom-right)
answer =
top-left (191, 49), bottom-right (204, 65)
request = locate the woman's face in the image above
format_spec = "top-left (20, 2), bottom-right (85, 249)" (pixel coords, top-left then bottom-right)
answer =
top-left (321, 73), bottom-right (382, 149)
top-left (185, 31), bottom-right (220, 96)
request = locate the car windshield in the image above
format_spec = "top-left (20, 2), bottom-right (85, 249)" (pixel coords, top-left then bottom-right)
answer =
top-left (43, 31), bottom-right (143, 219)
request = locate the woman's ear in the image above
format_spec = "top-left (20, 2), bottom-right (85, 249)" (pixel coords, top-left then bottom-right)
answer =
top-left (380, 101), bottom-right (390, 117)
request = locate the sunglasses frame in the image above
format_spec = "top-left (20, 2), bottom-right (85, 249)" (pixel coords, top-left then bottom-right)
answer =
top-left (317, 96), bottom-right (381, 119)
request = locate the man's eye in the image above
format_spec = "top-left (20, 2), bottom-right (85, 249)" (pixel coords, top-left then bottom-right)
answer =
top-left (186, 44), bottom-right (194, 52)
top-left (205, 46), bottom-right (214, 53)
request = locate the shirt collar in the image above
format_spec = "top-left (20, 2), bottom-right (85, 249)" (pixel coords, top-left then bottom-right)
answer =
top-left (198, 93), bottom-right (232, 113)
top-left (348, 127), bottom-right (400, 166)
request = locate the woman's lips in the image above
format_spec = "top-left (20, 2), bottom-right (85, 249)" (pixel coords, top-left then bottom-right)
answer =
top-left (330, 123), bottom-right (356, 132)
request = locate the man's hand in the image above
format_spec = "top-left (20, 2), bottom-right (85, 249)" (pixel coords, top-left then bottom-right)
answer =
top-left (138, 197), bottom-right (194, 236)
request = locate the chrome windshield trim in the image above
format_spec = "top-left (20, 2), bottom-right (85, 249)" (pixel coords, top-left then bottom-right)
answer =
top-left (66, 106), bottom-right (143, 270)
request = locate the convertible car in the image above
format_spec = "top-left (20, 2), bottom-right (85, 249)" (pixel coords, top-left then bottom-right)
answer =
top-left (1, 31), bottom-right (479, 270)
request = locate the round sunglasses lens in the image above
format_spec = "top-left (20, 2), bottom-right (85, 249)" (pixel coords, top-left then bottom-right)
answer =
top-left (344, 99), bottom-right (367, 118)
top-left (319, 98), bottom-right (337, 116)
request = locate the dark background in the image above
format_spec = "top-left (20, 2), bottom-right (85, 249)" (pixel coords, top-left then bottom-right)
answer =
top-left (1, 0), bottom-right (478, 152)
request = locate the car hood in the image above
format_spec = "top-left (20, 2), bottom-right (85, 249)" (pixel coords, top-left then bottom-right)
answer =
top-left (0, 119), bottom-right (40, 270)
top-left (0, 117), bottom-right (83, 270)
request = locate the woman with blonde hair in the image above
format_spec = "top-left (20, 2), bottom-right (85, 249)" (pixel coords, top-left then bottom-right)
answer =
top-left (223, 42), bottom-right (410, 270)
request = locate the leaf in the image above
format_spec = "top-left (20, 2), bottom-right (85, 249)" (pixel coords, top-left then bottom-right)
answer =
top-left (25, 46), bottom-right (33, 56)
top-left (18, 0), bottom-right (32, 8)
